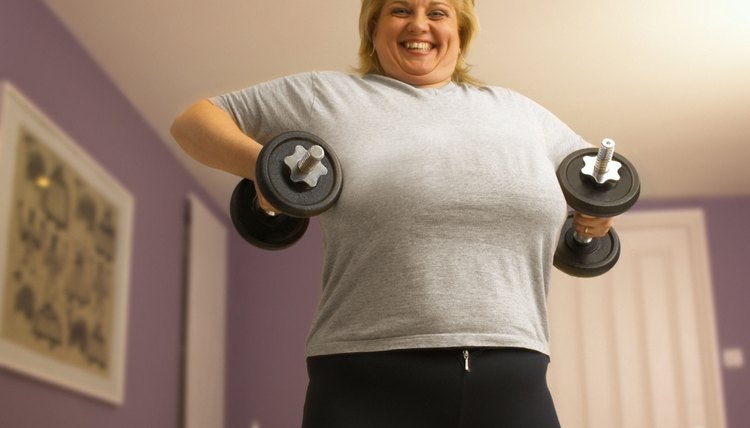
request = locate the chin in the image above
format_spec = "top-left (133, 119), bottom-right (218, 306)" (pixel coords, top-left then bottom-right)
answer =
top-left (404, 74), bottom-right (452, 88)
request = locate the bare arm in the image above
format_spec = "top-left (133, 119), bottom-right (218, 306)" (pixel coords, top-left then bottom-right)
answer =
top-left (170, 99), bottom-right (262, 180)
top-left (171, 99), bottom-right (277, 212)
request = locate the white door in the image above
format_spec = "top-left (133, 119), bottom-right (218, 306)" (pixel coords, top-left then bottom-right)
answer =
top-left (182, 195), bottom-right (228, 428)
top-left (548, 209), bottom-right (726, 428)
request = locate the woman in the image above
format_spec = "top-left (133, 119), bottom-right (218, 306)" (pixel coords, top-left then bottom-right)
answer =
top-left (172, 0), bottom-right (614, 426)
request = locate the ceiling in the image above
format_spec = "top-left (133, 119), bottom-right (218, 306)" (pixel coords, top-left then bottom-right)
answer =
top-left (42, 0), bottom-right (750, 211)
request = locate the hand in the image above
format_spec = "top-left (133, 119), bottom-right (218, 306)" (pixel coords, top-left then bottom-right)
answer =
top-left (573, 212), bottom-right (614, 239)
top-left (254, 181), bottom-right (280, 216)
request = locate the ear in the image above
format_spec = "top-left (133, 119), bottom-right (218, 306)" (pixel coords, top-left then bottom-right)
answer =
top-left (370, 18), bottom-right (379, 40)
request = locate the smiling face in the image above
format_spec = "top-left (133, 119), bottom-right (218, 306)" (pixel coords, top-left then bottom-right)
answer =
top-left (372, 0), bottom-right (461, 88)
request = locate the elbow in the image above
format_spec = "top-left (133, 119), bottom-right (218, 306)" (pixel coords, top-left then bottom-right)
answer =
top-left (170, 107), bottom-right (198, 153)
top-left (170, 99), bottom-right (216, 149)
top-left (169, 120), bottom-right (184, 152)
top-left (170, 112), bottom-right (187, 145)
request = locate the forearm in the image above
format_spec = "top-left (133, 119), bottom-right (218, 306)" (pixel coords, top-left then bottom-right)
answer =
top-left (170, 99), bottom-right (261, 179)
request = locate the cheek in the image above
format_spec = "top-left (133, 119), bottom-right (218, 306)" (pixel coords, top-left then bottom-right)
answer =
top-left (449, 27), bottom-right (461, 46)
top-left (372, 29), bottom-right (390, 50)
top-left (436, 25), bottom-right (459, 47)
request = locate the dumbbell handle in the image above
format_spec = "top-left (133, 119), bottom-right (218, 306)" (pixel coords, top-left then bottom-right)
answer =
top-left (572, 138), bottom-right (621, 245)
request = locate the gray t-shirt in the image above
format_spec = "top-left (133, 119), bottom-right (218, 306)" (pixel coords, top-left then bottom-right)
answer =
top-left (212, 71), bottom-right (590, 357)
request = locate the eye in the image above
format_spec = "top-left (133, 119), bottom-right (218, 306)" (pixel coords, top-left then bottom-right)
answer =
top-left (390, 7), bottom-right (411, 17)
top-left (428, 9), bottom-right (448, 19)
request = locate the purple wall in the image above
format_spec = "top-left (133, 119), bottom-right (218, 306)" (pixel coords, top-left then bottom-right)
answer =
top-left (0, 1), bottom-right (223, 427)
top-left (225, 223), bottom-right (322, 428)
top-left (1, 1), bottom-right (748, 428)
top-left (224, 198), bottom-right (750, 428)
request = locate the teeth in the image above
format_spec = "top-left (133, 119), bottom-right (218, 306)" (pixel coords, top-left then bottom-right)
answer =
top-left (404, 41), bottom-right (432, 51)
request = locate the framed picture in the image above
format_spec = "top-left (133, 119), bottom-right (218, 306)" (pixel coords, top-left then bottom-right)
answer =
top-left (0, 82), bottom-right (133, 405)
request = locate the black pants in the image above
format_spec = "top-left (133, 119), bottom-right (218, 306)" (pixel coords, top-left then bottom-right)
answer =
top-left (302, 347), bottom-right (561, 428)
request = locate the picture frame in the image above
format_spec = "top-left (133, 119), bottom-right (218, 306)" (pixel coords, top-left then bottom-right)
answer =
top-left (0, 82), bottom-right (133, 405)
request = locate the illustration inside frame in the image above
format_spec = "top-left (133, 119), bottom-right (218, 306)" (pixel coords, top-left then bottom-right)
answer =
top-left (2, 126), bottom-right (119, 377)
top-left (0, 82), bottom-right (132, 404)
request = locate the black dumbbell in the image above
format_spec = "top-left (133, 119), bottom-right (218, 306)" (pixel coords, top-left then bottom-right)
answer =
top-left (554, 139), bottom-right (641, 277)
top-left (229, 131), bottom-right (343, 250)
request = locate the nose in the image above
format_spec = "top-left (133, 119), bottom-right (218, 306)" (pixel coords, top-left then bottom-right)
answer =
top-left (406, 13), bottom-right (429, 33)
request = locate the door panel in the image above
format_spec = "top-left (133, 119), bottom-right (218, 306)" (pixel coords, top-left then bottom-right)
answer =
top-left (182, 195), bottom-right (227, 428)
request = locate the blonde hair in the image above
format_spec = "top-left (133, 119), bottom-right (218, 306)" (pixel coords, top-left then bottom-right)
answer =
top-left (355, 0), bottom-right (482, 86)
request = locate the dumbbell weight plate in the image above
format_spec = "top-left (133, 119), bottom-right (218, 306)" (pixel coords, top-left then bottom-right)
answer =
top-left (554, 213), bottom-right (621, 278)
top-left (230, 178), bottom-right (309, 250)
top-left (557, 148), bottom-right (641, 217)
top-left (256, 131), bottom-right (343, 218)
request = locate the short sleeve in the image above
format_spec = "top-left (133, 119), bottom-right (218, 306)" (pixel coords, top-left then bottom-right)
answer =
top-left (210, 72), bottom-right (316, 145)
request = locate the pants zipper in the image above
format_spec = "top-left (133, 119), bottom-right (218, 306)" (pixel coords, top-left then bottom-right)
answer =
top-left (463, 349), bottom-right (471, 372)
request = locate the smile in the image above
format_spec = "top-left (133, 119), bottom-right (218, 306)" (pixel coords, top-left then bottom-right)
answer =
top-left (402, 41), bottom-right (433, 52)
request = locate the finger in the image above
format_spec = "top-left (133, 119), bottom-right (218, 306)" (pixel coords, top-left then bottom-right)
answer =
top-left (573, 213), bottom-right (614, 238)
top-left (572, 212), bottom-right (593, 231)
top-left (254, 184), bottom-right (279, 216)
top-left (573, 212), bottom-right (594, 237)
top-left (574, 222), bottom-right (595, 238)
top-left (259, 199), bottom-right (278, 216)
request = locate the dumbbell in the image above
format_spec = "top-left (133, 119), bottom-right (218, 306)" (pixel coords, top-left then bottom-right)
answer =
top-left (229, 131), bottom-right (343, 250)
top-left (553, 138), bottom-right (641, 277)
